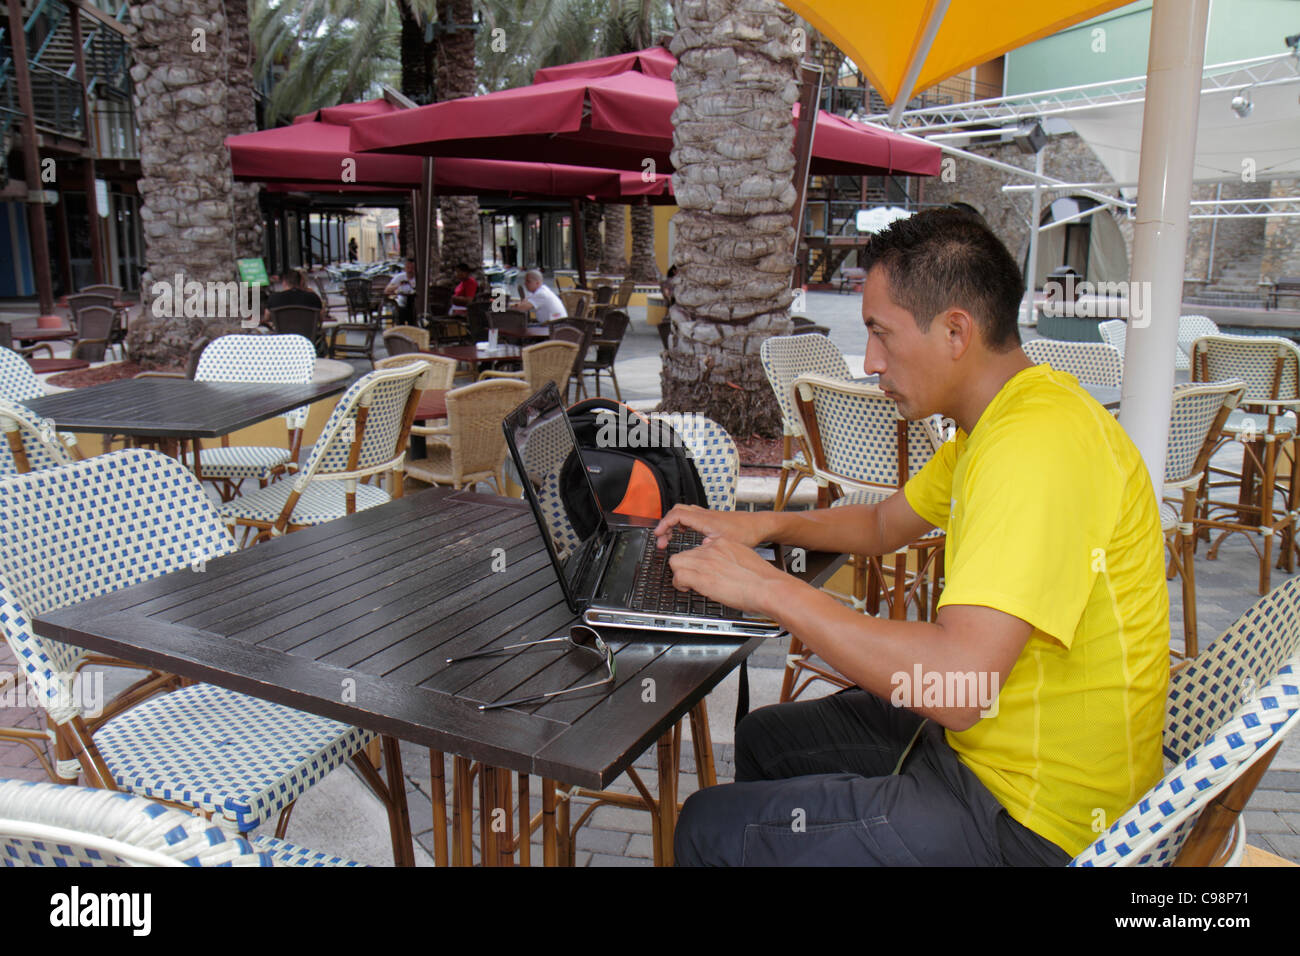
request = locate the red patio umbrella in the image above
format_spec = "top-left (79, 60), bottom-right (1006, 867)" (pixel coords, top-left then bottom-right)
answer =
top-left (348, 48), bottom-right (940, 178)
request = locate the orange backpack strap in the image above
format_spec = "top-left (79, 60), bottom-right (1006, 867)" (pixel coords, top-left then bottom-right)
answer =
top-left (611, 458), bottom-right (664, 521)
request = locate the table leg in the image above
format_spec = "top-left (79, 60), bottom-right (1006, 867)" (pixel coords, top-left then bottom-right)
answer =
top-left (452, 755), bottom-right (473, 866)
top-left (656, 730), bottom-right (679, 867)
top-left (688, 702), bottom-right (716, 789)
top-left (542, 779), bottom-right (558, 867)
top-left (556, 788), bottom-right (573, 866)
top-left (430, 749), bottom-right (448, 867)
top-left (518, 773), bottom-right (531, 867)
top-left (382, 734), bottom-right (415, 867)
top-left (478, 761), bottom-right (495, 865)
top-left (497, 767), bottom-right (515, 867)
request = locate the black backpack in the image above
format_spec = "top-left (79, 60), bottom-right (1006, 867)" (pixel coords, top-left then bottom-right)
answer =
top-left (560, 398), bottom-right (707, 539)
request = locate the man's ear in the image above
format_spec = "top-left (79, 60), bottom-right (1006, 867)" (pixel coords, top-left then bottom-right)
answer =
top-left (943, 308), bottom-right (978, 359)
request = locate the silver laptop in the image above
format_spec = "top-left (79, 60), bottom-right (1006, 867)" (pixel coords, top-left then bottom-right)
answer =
top-left (503, 383), bottom-right (783, 638)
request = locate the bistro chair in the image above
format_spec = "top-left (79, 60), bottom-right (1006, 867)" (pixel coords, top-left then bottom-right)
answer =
top-left (220, 361), bottom-right (430, 543)
top-left (342, 276), bottom-right (373, 323)
top-left (545, 412), bottom-right (742, 865)
top-left (428, 284), bottom-right (454, 317)
top-left (328, 301), bottom-right (382, 366)
top-left (0, 399), bottom-right (77, 475)
top-left (403, 378), bottom-right (530, 493)
top-left (479, 340), bottom-right (578, 395)
top-left (70, 305), bottom-right (115, 362)
top-left (1023, 338), bottom-right (1124, 388)
top-left (369, 275), bottom-right (393, 325)
top-left (1178, 315), bottom-right (1219, 371)
top-left (376, 353), bottom-right (458, 389)
top-left (77, 284), bottom-right (122, 299)
top-left (559, 289), bottom-right (593, 321)
top-left (550, 321), bottom-right (596, 402)
top-left (1191, 334), bottom-right (1300, 594)
top-left (178, 334), bottom-right (317, 503)
top-left (555, 274), bottom-right (577, 291)
top-left (1097, 319), bottom-right (1127, 359)
top-left (1162, 380), bottom-right (1245, 658)
top-left (583, 309), bottom-right (630, 400)
top-left (269, 305), bottom-right (324, 352)
top-left (791, 315), bottom-right (832, 337)
top-left (487, 310), bottom-right (527, 335)
top-left (66, 292), bottom-right (114, 335)
top-left (0, 345), bottom-right (48, 402)
top-left (0, 778), bottom-right (364, 867)
top-left (384, 324), bottom-right (430, 354)
top-left (0, 450), bottom-right (413, 860)
top-left (760, 333), bottom-right (853, 511)
top-left (1072, 575), bottom-right (1300, 866)
top-left (0, 325), bottom-right (55, 363)
top-left (785, 374), bottom-right (946, 702)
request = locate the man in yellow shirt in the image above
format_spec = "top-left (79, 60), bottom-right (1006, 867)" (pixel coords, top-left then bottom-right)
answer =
top-left (660, 208), bottom-right (1168, 866)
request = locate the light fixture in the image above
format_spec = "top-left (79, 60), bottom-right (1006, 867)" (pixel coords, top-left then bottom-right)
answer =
top-left (1231, 87), bottom-right (1253, 119)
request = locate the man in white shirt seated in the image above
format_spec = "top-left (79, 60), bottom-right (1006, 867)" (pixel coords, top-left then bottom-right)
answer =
top-left (509, 269), bottom-right (568, 324)
top-left (384, 257), bottom-right (417, 326)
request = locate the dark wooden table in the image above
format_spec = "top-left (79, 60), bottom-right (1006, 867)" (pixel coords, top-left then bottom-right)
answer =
top-left (430, 344), bottom-right (522, 372)
top-left (13, 325), bottom-right (77, 345)
top-left (35, 488), bottom-right (840, 866)
top-left (29, 358), bottom-right (91, 374)
top-left (497, 325), bottom-right (550, 343)
top-left (409, 389), bottom-right (447, 459)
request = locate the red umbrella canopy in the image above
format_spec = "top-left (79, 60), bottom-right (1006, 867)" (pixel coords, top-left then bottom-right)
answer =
top-left (228, 99), bottom-right (676, 201)
top-left (349, 47), bottom-right (940, 177)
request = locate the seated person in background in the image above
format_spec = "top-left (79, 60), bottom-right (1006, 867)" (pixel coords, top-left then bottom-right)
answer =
top-left (509, 269), bottom-right (567, 324)
top-left (385, 258), bottom-right (417, 326)
top-left (661, 207), bottom-right (1169, 867)
top-left (263, 268), bottom-right (323, 324)
top-left (449, 262), bottom-right (478, 315)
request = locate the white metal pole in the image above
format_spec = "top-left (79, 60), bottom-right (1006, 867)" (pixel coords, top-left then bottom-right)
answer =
top-left (1023, 148), bottom-right (1045, 326)
top-left (1120, 0), bottom-right (1210, 494)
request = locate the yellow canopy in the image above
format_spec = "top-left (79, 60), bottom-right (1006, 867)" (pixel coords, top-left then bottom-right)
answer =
top-left (782, 0), bottom-right (1133, 110)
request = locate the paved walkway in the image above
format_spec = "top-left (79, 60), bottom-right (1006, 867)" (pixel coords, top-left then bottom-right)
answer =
top-left (3, 290), bottom-right (1298, 865)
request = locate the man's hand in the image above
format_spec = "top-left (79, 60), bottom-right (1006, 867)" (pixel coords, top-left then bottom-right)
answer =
top-left (667, 535), bottom-right (792, 616)
top-left (653, 504), bottom-right (771, 550)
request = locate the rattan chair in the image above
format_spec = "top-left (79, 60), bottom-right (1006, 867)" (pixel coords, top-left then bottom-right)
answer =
top-left (760, 334), bottom-right (854, 511)
top-left (0, 399), bottom-right (77, 475)
top-left (268, 305), bottom-right (324, 354)
top-left (1178, 315), bottom-right (1219, 371)
top-left (77, 284), bottom-right (122, 299)
top-left (219, 361), bottom-right (430, 543)
top-left (1072, 576), bottom-right (1300, 866)
top-left (375, 353), bottom-right (458, 390)
top-left (785, 373), bottom-right (946, 702)
top-left (1191, 334), bottom-right (1300, 594)
top-left (1023, 338), bottom-right (1124, 388)
top-left (583, 309), bottom-right (629, 399)
top-left (178, 334), bottom-right (317, 503)
top-left (559, 289), bottom-right (593, 321)
top-left (0, 345), bottom-right (48, 402)
top-left (0, 450), bottom-right (412, 858)
top-left (479, 340), bottom-right (579, 395)
top-left (70, 305), bottom-right (114, 362)
top-left (403, 379), bottom-right (530, 492)
top-left (384, 324), bottom-right (430, 354)
top-left (555, 274), bottom-right (577, 291)
top-left (66, 292), bottom-right (113, 335)
top-left (1162, 380), bottom-right (1245, 658)
top-left (0, 778), bottom-right (364, 867)
top-left (550, 321), bottom-right (596, 402)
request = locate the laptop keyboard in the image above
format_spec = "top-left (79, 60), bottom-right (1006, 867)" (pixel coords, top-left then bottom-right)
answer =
top-left (631, 530), bottom-right (731, 617)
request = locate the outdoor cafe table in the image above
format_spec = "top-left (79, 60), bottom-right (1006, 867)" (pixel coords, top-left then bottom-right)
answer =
top-left (430, 343), bottom-right (523, 376)
top-left (497, 325), bottom-right (551, 344)
top-left (33, 488), bottom-right (841, 866)
top-left (23, 377), bottom-right (348, 473)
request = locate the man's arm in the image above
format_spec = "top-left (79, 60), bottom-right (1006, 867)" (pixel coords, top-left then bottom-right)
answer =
top-left (667, 536), bottom-right (1030, 731)
top-left (654, 490), bottom-right (935, 559)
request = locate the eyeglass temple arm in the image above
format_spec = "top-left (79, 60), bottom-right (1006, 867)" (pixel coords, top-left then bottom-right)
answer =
top-left (445, 636), bottom-right (569, 663)
top-left (479, 675), bottom-right (613, 711)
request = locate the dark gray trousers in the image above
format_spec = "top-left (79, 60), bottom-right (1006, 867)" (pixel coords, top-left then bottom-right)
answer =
top-left (674, 689), bottom-right (1073, 866)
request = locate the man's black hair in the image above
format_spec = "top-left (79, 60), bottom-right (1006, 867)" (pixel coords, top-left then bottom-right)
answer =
top-left (455, 262), bottom-right (471, 272)
top-left (861, 207), bottom-right (1024, 352)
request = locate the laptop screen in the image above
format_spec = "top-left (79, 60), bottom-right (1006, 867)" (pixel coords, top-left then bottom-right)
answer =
top-left (502, 383), bottom-right (607, 607)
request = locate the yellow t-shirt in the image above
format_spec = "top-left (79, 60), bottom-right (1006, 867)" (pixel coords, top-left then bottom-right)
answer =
top-left (903, 363), bottom-right (1168, 857)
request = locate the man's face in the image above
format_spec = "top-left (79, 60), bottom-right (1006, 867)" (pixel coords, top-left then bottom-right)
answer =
top-left (524, 275), bottom-right (541, 292)
top-left (405, 261), bottom-right (415, 276)
top-left (861, 266), bottom-right (949, 421)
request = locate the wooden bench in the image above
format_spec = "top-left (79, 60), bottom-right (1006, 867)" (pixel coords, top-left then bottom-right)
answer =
top-left (1267, 277), bottom-right (1300, 310)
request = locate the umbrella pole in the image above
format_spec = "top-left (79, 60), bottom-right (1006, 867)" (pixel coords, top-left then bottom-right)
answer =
top-left (417, 158), bottom-right (436, 319)
top-left (790, 62), bottom-right (823, 291)
top-left (572, 198), bottom-right (588, 289)
top-left (1119, 0), bottom-right (1210, 494)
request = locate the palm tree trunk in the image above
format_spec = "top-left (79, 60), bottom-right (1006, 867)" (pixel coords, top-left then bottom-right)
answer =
top-left (399, 0), bottom-right (432, 105)
top-left (601, 203), bottom-right (628, 275)
top-left (662, 0), bottom-right (798, 436)
top-left (436, 0), bottom-right (480, 281)
top-left (627, 202), bottom-right (658, 281)
top-left (126, 0), bottom-right (243, 368)
top-left (226, 0), bottom-right (262, 263)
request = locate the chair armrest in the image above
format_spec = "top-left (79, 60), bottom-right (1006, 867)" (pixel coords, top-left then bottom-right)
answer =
top-left (18, 343), bottom-right (54, 359)
top-left (478, 369), bottom-right (524, 381)
top-left (410, 423), bottom-right (451, 437)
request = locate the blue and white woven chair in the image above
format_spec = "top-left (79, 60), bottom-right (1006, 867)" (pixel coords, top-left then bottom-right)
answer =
top-left (0, 450), bottom-right (412, 861)
top-left (1191, 334), bottom-right (1300, 594)
top-left (1097, 319), bottom-right (1126, 359)
top-left (0, 399), bottom-right (77, 475)
top-left (649, 412), bottom-right (739, 512)
top-left (760, 334), bottom-right (853, 511)
top-left (785, 373), bottom-right (946, 702)
top-left (1162, 381), bottom-right (1245, 658)
top-left (0, 778), bottom-right (363, 867)
top-left (0, 345), bottom-right (45, 402)
top-left (180, 334), bottom-right (318, 502)
top-left (1023, 338), bottom-right (1124, 388)
top-left (1178, 314), bottom-right (1219, 371)
top-left (1072, 575), bottom-right (1300, 866)
top-left (220, 360), bottom-right (430, 544)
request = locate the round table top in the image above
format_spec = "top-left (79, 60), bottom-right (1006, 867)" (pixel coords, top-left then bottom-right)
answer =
top-left (430, 344), bottom-right (522, 364)
top-left (13, 327), bottom-right (76, 342)
top-left (414, 389), bottom-right (448, 421)
top-left (312, 358), bottom-right (355, 384)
